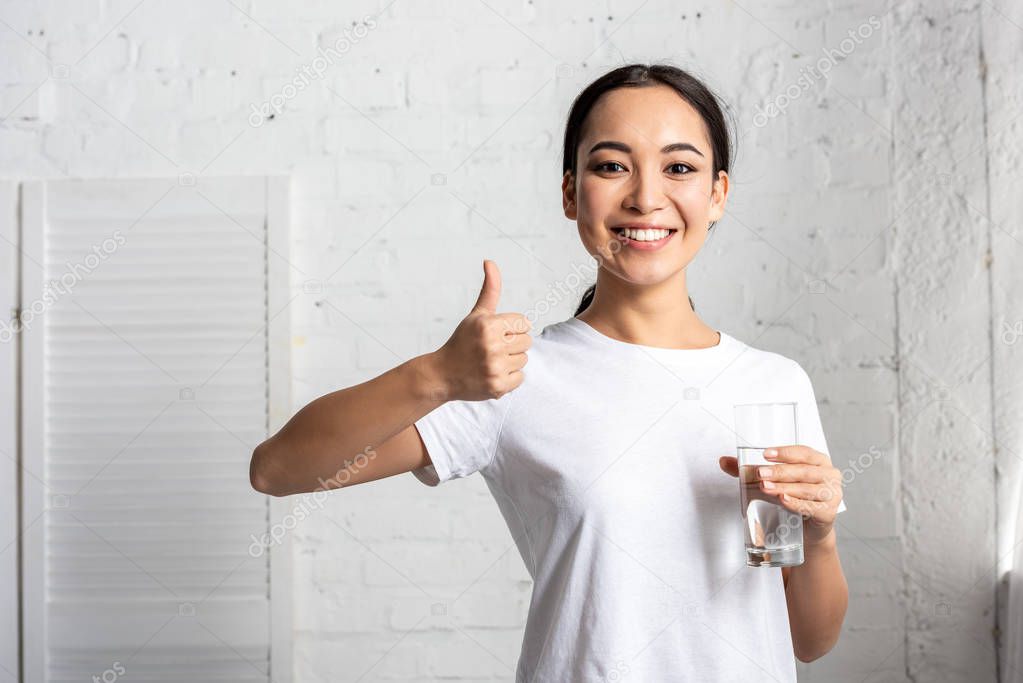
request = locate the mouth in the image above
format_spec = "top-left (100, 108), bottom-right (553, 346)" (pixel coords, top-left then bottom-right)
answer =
top-left (610, 226), bottom-right (678, 250)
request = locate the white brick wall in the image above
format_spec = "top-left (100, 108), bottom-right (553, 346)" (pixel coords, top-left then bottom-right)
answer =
top-left (2, 1), bottom-right (1019, 681)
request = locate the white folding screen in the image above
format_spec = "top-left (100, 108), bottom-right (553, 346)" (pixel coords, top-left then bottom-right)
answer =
top-left (18, 176), bottom-right (292, 683)
top-left (0, 180), bottom-right (20, 683)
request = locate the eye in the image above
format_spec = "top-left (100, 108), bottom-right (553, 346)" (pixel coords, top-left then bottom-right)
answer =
top-left (594, 161), bottom-right (695, 175)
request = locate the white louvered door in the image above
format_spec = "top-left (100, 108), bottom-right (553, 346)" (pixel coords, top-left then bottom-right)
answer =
top-left (19, 177), bottom-right (292, 683)
top-left (1, 180), bottom-right (19, 683)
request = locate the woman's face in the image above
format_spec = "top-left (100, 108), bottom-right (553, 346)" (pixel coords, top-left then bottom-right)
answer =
top-left (563, 84), bottom-right (729, 287)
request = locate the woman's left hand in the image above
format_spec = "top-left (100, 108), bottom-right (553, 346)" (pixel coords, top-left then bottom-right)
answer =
top-left (718, 445), bottom-right (843, 546)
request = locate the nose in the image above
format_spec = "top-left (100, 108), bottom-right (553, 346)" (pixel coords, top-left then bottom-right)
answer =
top-left (622, 165), bottom-right (668, 214)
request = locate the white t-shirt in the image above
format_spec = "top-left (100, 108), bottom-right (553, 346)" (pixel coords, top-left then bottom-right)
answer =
top-left (412, 315), bottom-right (847, 682)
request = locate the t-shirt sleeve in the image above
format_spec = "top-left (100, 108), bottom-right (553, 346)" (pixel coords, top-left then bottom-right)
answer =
top-left (411, 392), bottom-right (515, 487)
top-left (793, 361), bottom-right (848, 514)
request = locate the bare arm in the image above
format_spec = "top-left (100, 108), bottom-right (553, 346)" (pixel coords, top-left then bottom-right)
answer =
top-left (249, 259), bottom-right (530, 497)
top-left (249, 352), bottom-right (448, 497)
top-left (782, 529), bottom-right (849, 662)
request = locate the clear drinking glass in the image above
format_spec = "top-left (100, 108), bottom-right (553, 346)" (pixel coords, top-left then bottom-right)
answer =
top-left (733, 402), bottom-right (804, 567)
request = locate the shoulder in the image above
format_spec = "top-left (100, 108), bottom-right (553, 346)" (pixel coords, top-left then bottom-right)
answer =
top-left (725, 332), bottom-right (809, 383)
top-left (534, 317), bottom-right (581, 345)
top-left (522, 318), bottom-right (584, 362)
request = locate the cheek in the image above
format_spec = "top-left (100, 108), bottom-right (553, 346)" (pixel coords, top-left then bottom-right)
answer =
top-left (575, 179), bottom-right (609, 215)
top-left (670, 182), bottom-right (713, 212)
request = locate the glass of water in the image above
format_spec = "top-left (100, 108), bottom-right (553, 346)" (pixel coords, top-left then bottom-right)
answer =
top-left (733, 402), bottom-right (804, 568)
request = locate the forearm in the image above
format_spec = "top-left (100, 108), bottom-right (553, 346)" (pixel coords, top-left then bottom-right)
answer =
top-left (785, 529), bottom-right (848, 662)
top-left (250, 352), bottom-right (448, 496)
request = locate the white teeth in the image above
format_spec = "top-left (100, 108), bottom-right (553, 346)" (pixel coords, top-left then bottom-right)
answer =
top-left (618, 228), bottom-right (671, 241)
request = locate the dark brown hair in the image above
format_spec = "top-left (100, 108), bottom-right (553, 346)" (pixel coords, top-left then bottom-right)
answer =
top-left (563, 63), bottom-right (736, 315)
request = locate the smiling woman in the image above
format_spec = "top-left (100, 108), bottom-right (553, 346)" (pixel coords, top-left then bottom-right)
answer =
top-left (564, 64), bottom-right (736, 320)
top-left (251, 62), bottom-right (848, 683)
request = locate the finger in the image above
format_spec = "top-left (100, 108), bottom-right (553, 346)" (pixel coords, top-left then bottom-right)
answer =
top-left (506, 368), bottom-right (525, 390)
top-left (506, 348), bottom-right (529, 372)
top-left (471, 259), bottom-right (501, 314)
top-left (764, 444), bottom-right (826, 465)
top-left (501, 332), bottom-right (532, 354)
top-left (718, 456), bottom-right (738, 478)
top-left (776, 493), bottom-right (834, 520)
top-left (494, 312), bottom-right (532, 335)
top-left (757, 463), bottom-right (826, 484)
top-left (760, 481), bottom-right (834, 502)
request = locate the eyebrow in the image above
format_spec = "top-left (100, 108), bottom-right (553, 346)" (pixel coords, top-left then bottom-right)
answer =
top-left (587, 140), bottom-right (705, 158)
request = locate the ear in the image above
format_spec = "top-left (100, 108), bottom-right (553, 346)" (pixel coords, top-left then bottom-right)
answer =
top-left (562, 170), bottom-right (577, 220)
top-left (707, 170), bottom-right (729, 223)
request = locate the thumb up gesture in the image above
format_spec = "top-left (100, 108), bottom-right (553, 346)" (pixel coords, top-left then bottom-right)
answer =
top-left (435, 260), bottom-right (532, 401)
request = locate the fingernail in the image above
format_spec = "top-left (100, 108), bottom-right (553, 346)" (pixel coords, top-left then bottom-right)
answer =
top-left (762, 480), bottom-right (776, 490)
top-left (764, 449), bottom-right (778, 458)
top-left (758, 466), bottom-right (772, 478)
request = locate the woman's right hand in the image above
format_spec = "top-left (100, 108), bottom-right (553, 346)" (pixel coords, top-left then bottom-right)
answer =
top-left (250, 258), bottom-right (531, 496)
top-left (432, 259), bottom-right (532, 402)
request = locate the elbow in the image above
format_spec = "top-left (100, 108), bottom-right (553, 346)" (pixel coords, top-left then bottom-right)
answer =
top-left (794, 638), bottom-right (838, 663)
top-left (250, 440), bottom-right (284, 497)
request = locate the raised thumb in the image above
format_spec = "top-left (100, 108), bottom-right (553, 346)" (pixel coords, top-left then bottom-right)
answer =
top-left (471, 259), bottom-right (501, 314)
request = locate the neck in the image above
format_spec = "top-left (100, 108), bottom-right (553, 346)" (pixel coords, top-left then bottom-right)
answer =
top-left (576, 267), bottom-right (720, 350)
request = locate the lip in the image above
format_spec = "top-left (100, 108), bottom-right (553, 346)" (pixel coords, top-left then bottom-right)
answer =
top-left (611, 224), bottom-right (678, 251)
top-left (612, 223), bottom-right (679, 230)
